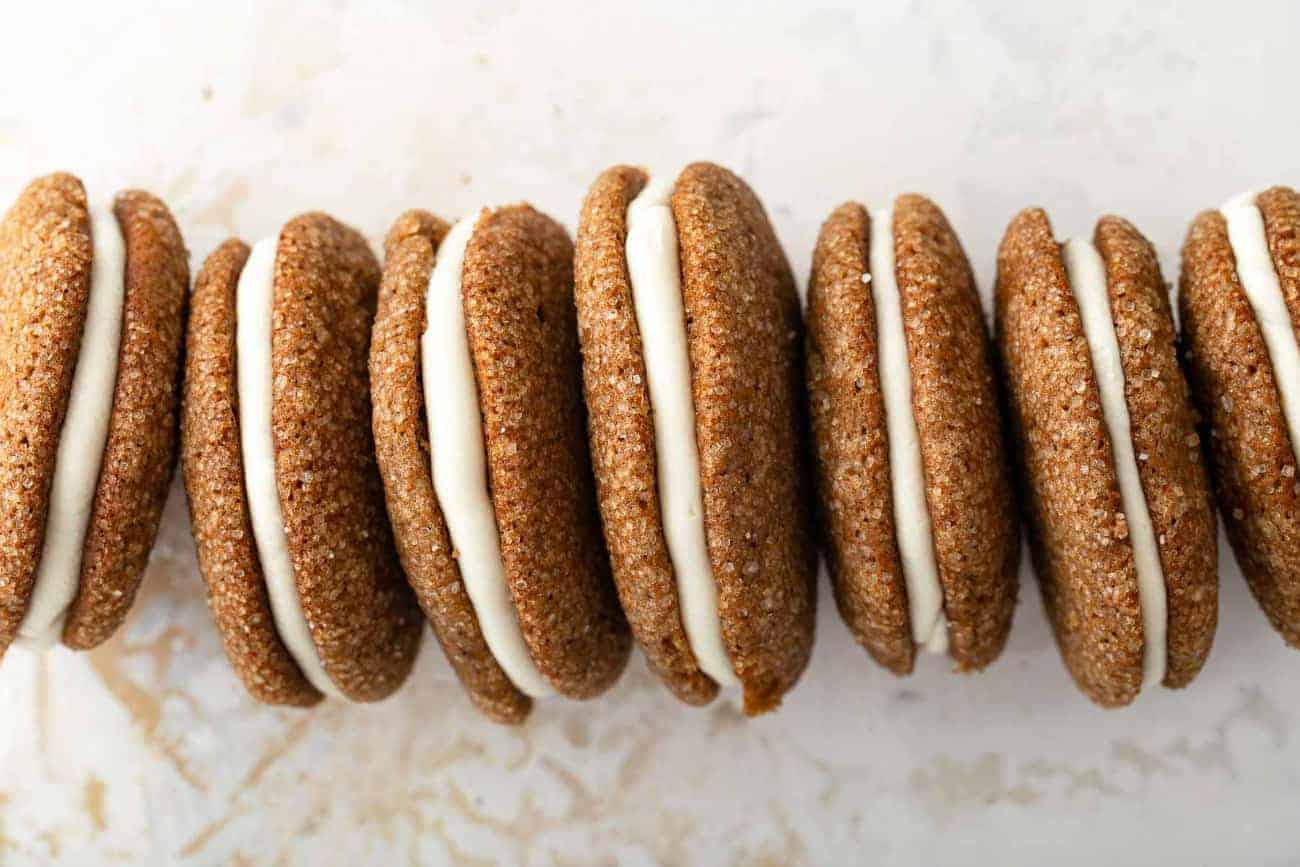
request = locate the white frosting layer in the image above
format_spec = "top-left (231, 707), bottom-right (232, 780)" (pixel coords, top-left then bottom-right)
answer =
top-left (1063, 237), bottom-right (1167, 690)
top-left (1221, 192), bottom-right (1300, 470)
top-left (16, 199), bottom-right (127, 647)
top-left (236, 235), bottom-right (345, 700)
top-left (869, 209), bottom-right (948, 654)
top-left (625, 175), bottom-right (739, 687)
top-left (423, 209), bottom-right (553, 698)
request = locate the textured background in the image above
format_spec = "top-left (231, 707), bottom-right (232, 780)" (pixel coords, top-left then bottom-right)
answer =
top-left (2, 1), bottom-right (1299, 864)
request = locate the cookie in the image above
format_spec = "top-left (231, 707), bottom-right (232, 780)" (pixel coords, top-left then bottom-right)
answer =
top-left (805, 196), bottom-right (1019, 676)
top-left (371, 203), bottom-right (630, 724)
top-left (573, 163), bottom-right (816, 715)
top-left (183, 213), bottom-right (421, 706)
top-left (1179, 186), bottom-right (1300, 648)
top-left (0, 172), bottom-right (188, 659)
top-left (996, 207), bottom-right (1217, 706)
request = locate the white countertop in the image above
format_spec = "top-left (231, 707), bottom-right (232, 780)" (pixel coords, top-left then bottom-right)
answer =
top-left (2, 1), bottom-right (1298, 864)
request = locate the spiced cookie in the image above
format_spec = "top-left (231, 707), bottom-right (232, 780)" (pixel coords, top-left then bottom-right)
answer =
top-left (573, 163), bottom-right (816, 715)
top-left (0, 172), bottom-right (187, 659)
top-left (996, 207), bottom-right (1217, 706)
top-left (371, 204), bottom-right (630, 724)
top-left (183, 213), bottom-right (421, 706)
top-left (805, 196), bottom-right (1019, 676)
top-left (1179, 186), bottom-right (1300, 648)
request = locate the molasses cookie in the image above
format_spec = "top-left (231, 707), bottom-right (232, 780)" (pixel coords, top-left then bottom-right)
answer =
top-left (996, 207), bottom-right (1217, 706)
top-left (1179, 186), bottom-right (1300, 648)
top-left (0, 172), bottom-right (188, 659)
top-left (573, 163), bottom-right (816, 715)
top-left (805, 196), bottom-right (1018, 676)
top-left (371, 204), bottom-right (630, 724)
top-left (183, 213), bottom-right (421, 706)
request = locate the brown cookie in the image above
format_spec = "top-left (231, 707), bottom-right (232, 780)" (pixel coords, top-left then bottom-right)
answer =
top-left (371, 203), bottom-right (629, 722)
top-left (574, 163), bottom-right (816, 715)
top-left (183, 213), bottom-right (421, 704)
top-left (1179, 185), bottom-right (1300, 648)
top-left (997, 207), bottom-right (1217, 706)
top-left (0, 173), bottom-right (188, 659)
top-left (805, 196), bottom-right (1019, 677)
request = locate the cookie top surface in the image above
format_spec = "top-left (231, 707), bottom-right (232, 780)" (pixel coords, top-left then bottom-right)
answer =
top-left (574, 164), bottom-right (719, 706)
top-left (270, 213), bottom-right (422, 701)
top-left (672, 162), bottom-right (817, 714)
top-left (996, 207), bottom-right (1142, 705)
top-left (63, 189), bottom-right (190, 650)
top-left (461, 203), bottom-right (630, 699)
top-left (370, 208), bottom-right (532, 723)
top-left (183, 238), bottom-right (321, 706)
top-left (1179, 186), bottom-right (1300, 648)
top-left (0, 173), bottom-right (93, 655)
top-left (807, 196), bottom-right (1019, 675)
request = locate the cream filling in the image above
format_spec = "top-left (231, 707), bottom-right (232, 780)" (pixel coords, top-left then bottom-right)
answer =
top-left (236, 235), bottom-right (345, 700)
top-left (625, 175), bottom-right (739, 687)
top-left (1063, 238), bottom-right (1167, 690)
top-left (422, 209), bottom-right (553, 698)
top-left (16, 199), bottom-right (127, 647)
top-left (1221, 192), bottom-right (1300, 469)
top-left (869, 209), bottom-right (948, 654)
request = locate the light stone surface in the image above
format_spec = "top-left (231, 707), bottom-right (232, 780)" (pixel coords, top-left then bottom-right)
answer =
top-left (1, 1), bottom-right (1298, 864)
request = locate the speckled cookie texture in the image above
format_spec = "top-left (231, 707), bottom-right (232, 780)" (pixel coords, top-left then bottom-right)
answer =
top-left (183, 239), bottom-right (320, 707)
top-left (681, 163), bottom-right (819, 713)
top-left (805, 196), bottom-right (1018, 676)
top-left (574, 165), bottom-right (719, 707)
top-left (461, 204), bottom-right (631, 699)
top-left (1180, 186), bottom-right (1300, 648)
top-left (64, 190), bottom-right (189, 649)
top-left (271, 214), bottom-right (422, 700)
top-left (997, 208), bottom-right (1216, 706)
top-left (370, 209), bottom-right (532, 724)
top-left (0, 173), bottom-right (92, 656)
top-left (183, 214), bottom-right (422, 705)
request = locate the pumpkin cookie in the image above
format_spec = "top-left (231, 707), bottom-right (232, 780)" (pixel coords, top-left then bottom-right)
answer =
top-left (0, 173), bottom-right (187, 659)
top-left (805, 196), bottom-right (1019, 677)
top-left (183, 213), bottom-right (421, 706)
top-left (371, 204), bottom-right (630, 724)
top-left (997, 207), bottom-right (1217, 706)
top-left (573, 163), bottom-right (816, 715)
top-left (1179, 186), bottom-right (1300, 648)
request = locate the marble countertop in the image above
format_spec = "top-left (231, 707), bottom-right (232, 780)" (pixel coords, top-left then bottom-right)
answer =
top-left (2, 1), bottom-right (1298, 864)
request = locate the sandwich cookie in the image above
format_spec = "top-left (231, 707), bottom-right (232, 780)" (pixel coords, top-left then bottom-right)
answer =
top-left (183, 213), bottom-right (421, 706)
top-left (1179, 186), bottom-right (1300, 648)
top-left (574, 163), bottom-right (816, 715)
top-left (0, 172), bottom-right (187, 658)
top-left (996, 208), bottom-right (1217, 706)
top-left (805, 196), bottom-right (1019, 675)
top-left (371, 204), bottom-right (630, 724)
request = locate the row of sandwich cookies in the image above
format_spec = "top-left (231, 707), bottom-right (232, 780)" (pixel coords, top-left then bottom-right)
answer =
top-left (2, 167), bottom-right (1297, 720)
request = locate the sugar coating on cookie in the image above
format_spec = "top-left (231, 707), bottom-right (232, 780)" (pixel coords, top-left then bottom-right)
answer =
top-left (423, 209), bottom-right (553, 698)
top-left (1063, 237), bottom-right (1167, 689)
top-left (625, 174), bottom-right (738, 687)
top-left (1221, 192), bottom-right (1300, 464)
top-left (237, 234), bottom-right (345, 700)
top-left (16, 197), bottom-right (126, 647)
top-left (869, 209), bottom-right (947, 653)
